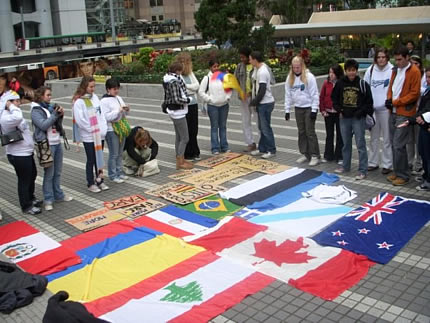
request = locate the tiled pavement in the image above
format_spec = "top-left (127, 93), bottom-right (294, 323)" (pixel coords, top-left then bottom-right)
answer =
top-left (0, 90), bottom-right (429, 323)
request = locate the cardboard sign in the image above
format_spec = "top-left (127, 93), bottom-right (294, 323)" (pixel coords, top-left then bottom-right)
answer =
top-left (182, 166), bottom-right (253, 185)
top-left (158, 183), bottom-right (225, 205)
top-left (214, 155), bottom-right (290, 174)
top-left (145, 183), bottom-right (189, 197)
top-left (119, 199), bottom-right (166, 218)
top-left (66, 208), bottom-right (126, 231)
top-left (195, 152), bottom-right (242, 168)
top-left (104, 194), bottom-right (147, 210)
top-left (168, 169), bottom-right (204, 181)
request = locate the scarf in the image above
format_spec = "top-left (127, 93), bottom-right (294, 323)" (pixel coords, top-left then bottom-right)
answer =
top-left (82, 94), bottom-right (104, 170)
top-left (72, 99), bottom-right (82, 144)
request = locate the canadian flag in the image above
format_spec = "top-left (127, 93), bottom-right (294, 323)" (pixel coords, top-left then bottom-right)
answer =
top-left (0, 221), bottom-right (80, 275)
top-left (185, 217), bottom-right (374, 300)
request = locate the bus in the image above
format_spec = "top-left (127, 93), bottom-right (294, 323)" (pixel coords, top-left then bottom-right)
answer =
top-left (17, 32), bottom-right (107, 51)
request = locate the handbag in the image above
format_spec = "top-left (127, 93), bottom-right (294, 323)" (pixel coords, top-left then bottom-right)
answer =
top-left (34, 139), bottom-right (54, 168)
top-left (0, 125), bottom-right (23, 146)
top-left (112, 116), bottom-right (131, 141)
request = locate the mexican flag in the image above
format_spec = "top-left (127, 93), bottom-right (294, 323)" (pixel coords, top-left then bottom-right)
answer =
top-left (0, 221), bottom-right (80, 275)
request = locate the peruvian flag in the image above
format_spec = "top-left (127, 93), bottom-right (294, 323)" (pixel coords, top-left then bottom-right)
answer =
top-left (186, 217), bottom-right (374, 300)
top-left (0, 221), bottom-right (81, 275)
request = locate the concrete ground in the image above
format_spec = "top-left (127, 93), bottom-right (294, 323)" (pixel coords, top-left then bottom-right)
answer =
top-left (0, 91), bottom-right (429, 323)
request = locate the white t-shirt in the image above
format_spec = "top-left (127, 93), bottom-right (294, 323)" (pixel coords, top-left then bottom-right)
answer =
top-left (41, 107), bottom-right (61, 145)
top-left (253, 64), bottom-right (274, 104)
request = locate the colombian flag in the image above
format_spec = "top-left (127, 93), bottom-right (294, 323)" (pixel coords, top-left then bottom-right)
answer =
top-left (211, 71), bottom-right (245, 100)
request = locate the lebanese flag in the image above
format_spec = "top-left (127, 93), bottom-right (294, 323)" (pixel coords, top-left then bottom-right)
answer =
top-left (85, 251), bottom-right (274, 322)
top-left (0, 221), bottom-right (81, 275)
top-left (187, 217), bottom-right (374, 300)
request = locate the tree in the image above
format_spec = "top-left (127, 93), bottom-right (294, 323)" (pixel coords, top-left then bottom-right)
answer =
top-left (194, 0), bottom-right (274, 50)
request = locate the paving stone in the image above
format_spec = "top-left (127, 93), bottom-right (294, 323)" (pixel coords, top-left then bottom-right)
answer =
top-left (381, 312), bottom-right (399, 321)
top-left (262, 306), bottom-right (279, 316)
top-left (415, 314), bottom-right (430, 323)
top-left (253, 311), bottom-right (269, 322)
top-left (347, 309), bottom-right (363, 320)
top-left (232, 313), bottom-right (248, 323)
top-left (272, 310), bottom-right (289, 321)
top-left (368, 308), bottom-right (384, 318)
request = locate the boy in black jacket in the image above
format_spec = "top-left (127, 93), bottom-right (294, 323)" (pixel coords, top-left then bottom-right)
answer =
top-left (332, 59), bottom-right (373, 180)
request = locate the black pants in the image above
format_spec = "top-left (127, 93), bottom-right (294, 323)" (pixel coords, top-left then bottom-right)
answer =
top-left (7, 154), bottom-right (37, 211)
top-left (324, 112), bottom-right (343, 161)
top-left (418, 127), bottom-right (430, 183)
top-left (184, 104), bottom-right (200, 158)
top-left (83, 141), bottom-right (104, 187)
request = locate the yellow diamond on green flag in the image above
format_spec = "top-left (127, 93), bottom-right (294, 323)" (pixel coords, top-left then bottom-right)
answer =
top-left (178, 195), bottom-right (242, 220)
top-left (194, 198), bottom-right (227, 212)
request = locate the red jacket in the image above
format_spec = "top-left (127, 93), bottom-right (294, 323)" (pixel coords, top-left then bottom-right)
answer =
top-left (319, 80), bottom-right (335, 113)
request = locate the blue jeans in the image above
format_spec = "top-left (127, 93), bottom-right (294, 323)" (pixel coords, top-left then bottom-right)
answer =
top-left (207, 104), bottom-right (229, 153)
top-left (43, 144), bottom-right (65, 203)
top-left (106, 131), bottom-right (125, 180)
top-left (340, 117), bottom-right (368, 174)
top-left (257, 102), bottom-right (276, 154)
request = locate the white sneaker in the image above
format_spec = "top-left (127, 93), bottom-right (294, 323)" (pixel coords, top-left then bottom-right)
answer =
top-left (262, 152), bottom-right (275, 159)
top-left (250, 150), bottom-right (262, 156)
top-left (337, 160), bottom-right (343, 165)
top-left (120, 175), bottom-right (129, 180)
top-left (308, 157), bottom-right (319, 166)
top-left (112, 178), bottom-right (124, 184)
top-left (320, 158), bottom-right (328, 163)
top-left (99, 183), bottom-right (110, 191)
top-left (45, 204), bottom-right (53, 211)
top-left (62, 195), bottom-right (73, 202)
top-left (88, 185), bottom-right (101, 193)
top-left (296, 156), bottom-right (308, 163)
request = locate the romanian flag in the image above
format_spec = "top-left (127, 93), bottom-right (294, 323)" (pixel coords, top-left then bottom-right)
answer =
top-left (212, 71), bottom-right (245, 100)
top-left (0, 221), bottom-right (81, 275)
top-left (48, 220), bottom-right (273, 322)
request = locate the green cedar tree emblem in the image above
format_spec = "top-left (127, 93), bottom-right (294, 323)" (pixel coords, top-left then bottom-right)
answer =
top-left (160, 281), bottom-right (203, 303)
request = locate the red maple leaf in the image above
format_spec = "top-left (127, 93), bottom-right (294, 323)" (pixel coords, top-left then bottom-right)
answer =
top-left (252, 237), bottom-right (315, 266)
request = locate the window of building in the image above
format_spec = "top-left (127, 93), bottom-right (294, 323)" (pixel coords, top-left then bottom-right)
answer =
top-left (159, 15), bottom-right (164, 21)
top-left (152, 16), bottom-right (157, 21)
top-left (150, 0), bottom-right (163, 7)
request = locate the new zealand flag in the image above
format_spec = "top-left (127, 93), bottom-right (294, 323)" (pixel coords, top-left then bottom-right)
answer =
top-left (312, 193), bottom-right (430, 264)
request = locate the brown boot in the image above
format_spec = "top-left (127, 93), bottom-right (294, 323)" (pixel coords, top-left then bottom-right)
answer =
top-left (176, 156), bottom-right (193, 170)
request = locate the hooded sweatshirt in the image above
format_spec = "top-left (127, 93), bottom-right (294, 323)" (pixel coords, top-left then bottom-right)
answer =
top-left (100, 94), bottom-right (127, 132)
top-left (0, 103), bottom-right (34, 156)
top-left (284, 70), bottom-right (319, 113)
top-left (198, 71), bottom-right (232, 107)
top-left (364, 62), bottom-right (393, 110)
top-left (73, 94), bottom-right (107, 142)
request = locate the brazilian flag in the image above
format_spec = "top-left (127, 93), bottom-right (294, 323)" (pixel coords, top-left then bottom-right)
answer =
top-left (177, 195), bottom-right (242, 220)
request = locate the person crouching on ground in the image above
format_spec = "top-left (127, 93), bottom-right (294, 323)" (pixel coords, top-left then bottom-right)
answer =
top-left (100, 78), bottom-right (130, 184)
top-left (332, 59), bottom-right (373, 180)
top-left (284, 56), bottom-right (321, 166)
top-left (72, 76), bottom-right (109, 193)
top-left (163, 61), bottom-right (193, 169)
top-left (31, 86), bottom-right (73, 211)
top-left (0, 91), bottom-right (42, 215)
top-left (123, 126), bottom-right (159, 177)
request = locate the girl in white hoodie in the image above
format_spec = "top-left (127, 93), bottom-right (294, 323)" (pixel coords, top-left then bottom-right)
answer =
top-left (0, 90), bottom-right (42, 215)
top-left (198, 59), bottom-right (232, 154)
top-left (73, 76), bottom-right (108, 193)
top-left (284, 56), bottom-right (320, 166)
top-left (100, 78), bottom-right (130, 183)
top-left (364, 47), bottom-right (394, 175)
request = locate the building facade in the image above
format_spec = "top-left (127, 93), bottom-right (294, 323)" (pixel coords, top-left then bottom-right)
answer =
top-left (137, 0), bottom-right (200, 35)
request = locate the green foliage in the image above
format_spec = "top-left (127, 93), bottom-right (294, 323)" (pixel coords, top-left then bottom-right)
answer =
top-left (306, 42), bottom-right (344, 68)
top-left (195, 0), bottom-right (259, 48)
top-left (152, 53), bottom-right (174, 73)
top-left (249, 19), bottom-right (275, 53)
top-left (137, 47), bottom-right (154, 67)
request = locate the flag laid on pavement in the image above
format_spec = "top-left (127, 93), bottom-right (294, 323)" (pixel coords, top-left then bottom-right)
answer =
top-left (186, 217), bottom-right (373, 300)
top-left (177, 195), bottom-right (242, 220)
top-left (248, 198), bottom-right (352, 237)
top-left (0, 221), bottom-right (81, 275)
top-left (312, 192), bottom-right (430, 264)
top-left (132, 205), bottom-right (219, 238)
top-left (47, 226), bottom-right (205, 302)
top-left (85, 251), bottom-right (274, 323)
